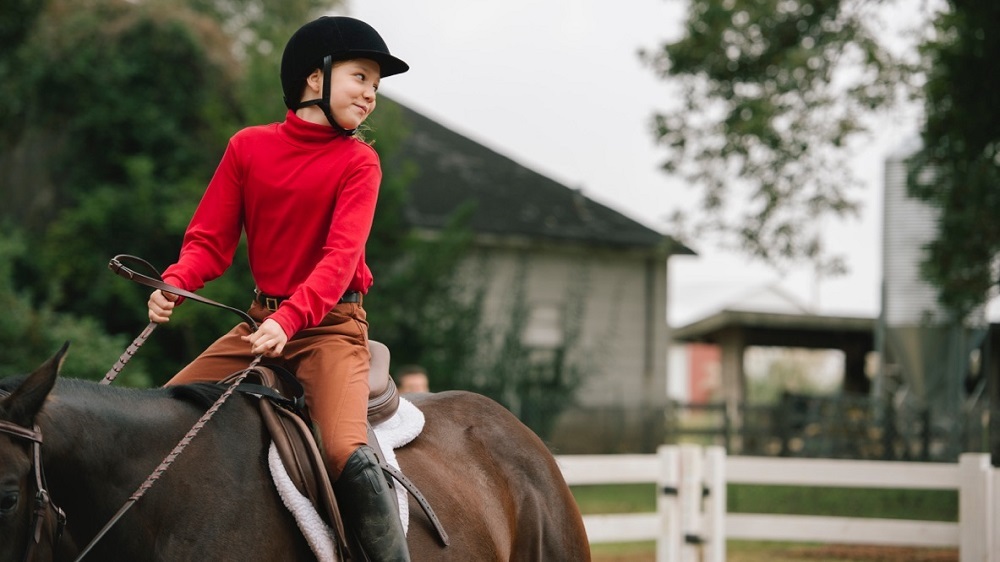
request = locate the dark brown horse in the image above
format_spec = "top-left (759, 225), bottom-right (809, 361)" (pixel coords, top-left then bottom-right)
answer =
top-left (0, 346), bottom-right (590, 561)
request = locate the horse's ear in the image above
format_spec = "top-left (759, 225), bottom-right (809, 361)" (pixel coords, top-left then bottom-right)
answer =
top-left (0, 341), bottom-right (68, 428)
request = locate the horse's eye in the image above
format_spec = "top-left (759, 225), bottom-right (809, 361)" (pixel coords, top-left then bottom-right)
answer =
top-left (0, 492), bottom-right (19, 514)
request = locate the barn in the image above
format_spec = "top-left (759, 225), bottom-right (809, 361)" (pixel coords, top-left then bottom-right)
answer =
top-left (382, 99), bottom-right (693, 452)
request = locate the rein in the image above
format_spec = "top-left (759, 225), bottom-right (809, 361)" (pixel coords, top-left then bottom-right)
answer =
top-left (107, 255), bottom-right (257, 328)
top-left (72, 357), bottom-right (262, 561)
top-left (101, 255), bottom-right (259, 384)
top-left (68, 255), bottom-right (263, 560)
top-left (0, 397), bottom-right (67, 562)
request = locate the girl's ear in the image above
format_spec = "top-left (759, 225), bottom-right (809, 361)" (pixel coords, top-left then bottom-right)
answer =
top-left (304, 68), bottom-right (324, 96)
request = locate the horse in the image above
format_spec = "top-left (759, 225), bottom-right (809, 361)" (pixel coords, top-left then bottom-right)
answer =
top-left (0, 345), bottom-right (591, 561)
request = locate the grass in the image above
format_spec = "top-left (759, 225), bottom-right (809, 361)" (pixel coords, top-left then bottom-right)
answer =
top-left (572, 483), bottom-right (655, 514)
top-left (571, 484), bottom-right (959, 561)
top-left (570, 483), bottom-right (957, 520)
top-left (727, 484), bottom-right (957, 521)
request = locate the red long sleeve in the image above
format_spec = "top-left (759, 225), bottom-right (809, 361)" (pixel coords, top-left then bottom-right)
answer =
top-left (163, 111), bottom-right (380, 338)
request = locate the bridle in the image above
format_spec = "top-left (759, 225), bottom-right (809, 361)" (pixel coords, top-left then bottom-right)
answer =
top-left (0, 396), bottom-right (67, 562)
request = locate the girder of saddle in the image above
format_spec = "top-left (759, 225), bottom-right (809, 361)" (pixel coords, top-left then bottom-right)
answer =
top-left (222, 340), bottom-right (448, 557)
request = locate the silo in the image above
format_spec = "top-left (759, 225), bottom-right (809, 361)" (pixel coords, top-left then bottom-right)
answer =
top-left (879, 138), bottom-right (981, 459)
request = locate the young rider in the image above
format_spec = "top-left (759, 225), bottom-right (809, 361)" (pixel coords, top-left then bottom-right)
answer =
top-left (147, 16), bottom-right (411, 561)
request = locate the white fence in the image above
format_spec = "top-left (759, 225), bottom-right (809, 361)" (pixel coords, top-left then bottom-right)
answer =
top-left (555, 445), bottom-right (1000, 562)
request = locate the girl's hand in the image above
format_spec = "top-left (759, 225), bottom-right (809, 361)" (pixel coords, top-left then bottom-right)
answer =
top-left (148, 290), bottom-right (178, 323)
top-left (243, 318), bottom-right (288, 357)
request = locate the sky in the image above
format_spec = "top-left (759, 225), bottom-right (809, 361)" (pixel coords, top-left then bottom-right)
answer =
top-left (348, 0), bottom-right (923, 327)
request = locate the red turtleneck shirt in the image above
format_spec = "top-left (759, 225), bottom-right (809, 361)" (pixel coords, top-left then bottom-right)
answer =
top-left (163, 110), bottom-right (380, 338)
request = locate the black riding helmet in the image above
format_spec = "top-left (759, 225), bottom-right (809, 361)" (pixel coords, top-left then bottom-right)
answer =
top-left (280, 16), bottom-right (409, 135)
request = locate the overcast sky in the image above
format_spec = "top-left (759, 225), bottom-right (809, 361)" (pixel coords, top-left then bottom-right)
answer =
top-left (348, 0), bottom-right (922, 326)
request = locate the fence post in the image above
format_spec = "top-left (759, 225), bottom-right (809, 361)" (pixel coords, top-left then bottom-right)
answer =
top-left (657, 445), bottom-right (681, 562)
top-left (959, 453), bottom-right (992, 562)
top-left (992, 466), bottom-right (1000, 562)
top-left (679, 444), bottom-right (704, 562)
top-left (703, 446), bottom-right (726, 562)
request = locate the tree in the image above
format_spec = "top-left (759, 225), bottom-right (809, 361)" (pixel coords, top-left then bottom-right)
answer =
top-left (908, 0), bottom-right (1000, 319)
top-left (646, 0), bottom-right (1000, 317)
top-left (0, 228), bottom-right (151, 385)
top-left (643, 0), bottom-right (918, 276)
top-left (0, 0), bottom-right (45, 144)
top-left (183, 0), bottom-right (337, 125)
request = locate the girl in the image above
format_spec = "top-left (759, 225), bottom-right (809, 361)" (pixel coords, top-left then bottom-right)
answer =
top-left (147, 16), bottom-right (410, 561)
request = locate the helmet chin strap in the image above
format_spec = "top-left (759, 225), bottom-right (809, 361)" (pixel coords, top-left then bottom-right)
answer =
top-left (296, 56), bottom-right (357, 136)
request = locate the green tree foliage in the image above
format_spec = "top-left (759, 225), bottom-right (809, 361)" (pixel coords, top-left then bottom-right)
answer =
top-left (4, 0), bottom-right (242, 288)
top-left (0, 228), bottom-right (151, 385)
top-left (12, 0), bottom-right (240, 198)
top-left (648, 0), bottom-right (1000, 317)
top-left (184, 0), bottom-right (335, 125)
top-left (643, 0), bottom-right (916, 275)
top-left (0, 0), bottom-right (46, 143)
top-left (908, 0), bottom-right (1000, 318)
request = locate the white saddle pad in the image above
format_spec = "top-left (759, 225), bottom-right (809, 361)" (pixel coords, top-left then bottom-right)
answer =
top-left (269, 397), bottom-right (425, 562)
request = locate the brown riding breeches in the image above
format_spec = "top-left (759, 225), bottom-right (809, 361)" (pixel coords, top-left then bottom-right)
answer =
top-left (165, 300), bottom-right (371, 480)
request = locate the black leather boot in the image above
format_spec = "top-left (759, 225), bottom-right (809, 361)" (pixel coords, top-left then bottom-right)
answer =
top-left (334, 445), bottom-right (411, 562)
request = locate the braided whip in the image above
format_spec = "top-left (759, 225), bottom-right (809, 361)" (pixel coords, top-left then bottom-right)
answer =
top-left (100, 322), bottom-right (157, 385)
top-left (101, 256), bottom-right (165, 385)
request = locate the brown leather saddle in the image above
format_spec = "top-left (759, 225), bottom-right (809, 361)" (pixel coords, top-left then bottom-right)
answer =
top-left (222, 341), bottom-right (448, 558)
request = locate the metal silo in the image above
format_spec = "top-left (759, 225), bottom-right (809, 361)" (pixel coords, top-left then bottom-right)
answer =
top-left (878, 138), bottom-right (983, 460)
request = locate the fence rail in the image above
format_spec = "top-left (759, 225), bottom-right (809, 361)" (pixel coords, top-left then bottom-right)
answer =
top-left (556, 446), bottom-right (999, 562)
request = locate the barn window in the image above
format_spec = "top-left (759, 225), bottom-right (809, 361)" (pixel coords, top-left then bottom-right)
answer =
top-left (522, 303), bottom-right (563, 350)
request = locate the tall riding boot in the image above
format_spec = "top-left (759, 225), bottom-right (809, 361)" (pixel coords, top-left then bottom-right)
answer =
top-left (334, 445), bottom-right (411, 562)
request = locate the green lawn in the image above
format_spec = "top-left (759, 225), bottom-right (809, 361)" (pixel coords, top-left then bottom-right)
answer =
top-left (570, 483), bottom-right (956, 520)
top-left (572, 483), bottom-right (656, 514)
top-left (727, 484), bottom-right (957, 521)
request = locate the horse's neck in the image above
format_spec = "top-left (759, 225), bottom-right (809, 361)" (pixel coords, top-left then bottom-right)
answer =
top-left (36, 383), bottom-right (307, 559)
top-left (40, 385), bottom-right (205, 519)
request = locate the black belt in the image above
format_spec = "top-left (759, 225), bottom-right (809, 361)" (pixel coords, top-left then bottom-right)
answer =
top-left (255, 290), bottom-right (362, 312)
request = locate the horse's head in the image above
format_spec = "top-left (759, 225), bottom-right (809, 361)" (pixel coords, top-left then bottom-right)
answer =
top-left (0, 343), bottom-right (68, 562)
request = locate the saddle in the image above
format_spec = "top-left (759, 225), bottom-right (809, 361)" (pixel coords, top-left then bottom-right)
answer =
top-left (222, 341), bottom-right (447, 559)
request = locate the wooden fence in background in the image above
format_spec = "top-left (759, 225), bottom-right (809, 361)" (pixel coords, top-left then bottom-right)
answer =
top-left (556, 446), bottom-right (999, 562)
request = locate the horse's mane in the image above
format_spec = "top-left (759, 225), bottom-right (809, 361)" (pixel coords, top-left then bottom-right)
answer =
top-left (0, 374), bottom-right (28, 394)
top-left (168, 383), bottom-right (228, 410)
top-left (0, 374), bottom-right (225, 413)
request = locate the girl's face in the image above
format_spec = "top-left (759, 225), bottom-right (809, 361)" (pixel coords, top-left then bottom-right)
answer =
top-left (303, 58), bottom-right (381, 130)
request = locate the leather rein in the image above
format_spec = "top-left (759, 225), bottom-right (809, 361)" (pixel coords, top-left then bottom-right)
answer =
top-left (0, 396), bottom-right (67, 562)
top-left (100, 255), bottom-right (257, 385)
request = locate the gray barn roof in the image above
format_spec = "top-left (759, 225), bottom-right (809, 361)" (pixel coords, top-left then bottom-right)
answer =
top-left (383, 99), bottom-right (693, 255)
